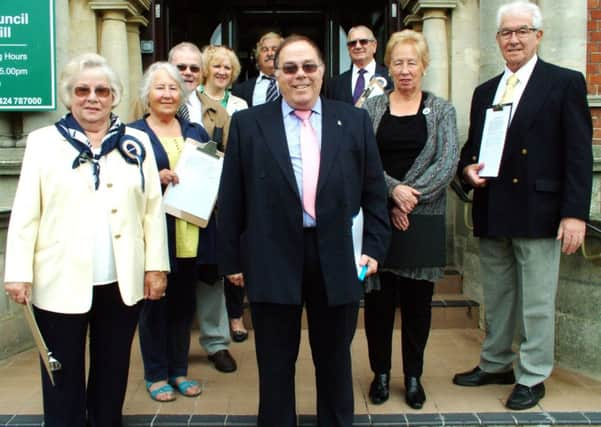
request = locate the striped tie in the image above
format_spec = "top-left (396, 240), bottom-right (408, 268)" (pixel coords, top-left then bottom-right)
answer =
top-left (177, 103), bottom-right (190, 121)
top-left (265, 76), bottom-right (278, 102)
top-left (499, 74), bottom-right (519, 104)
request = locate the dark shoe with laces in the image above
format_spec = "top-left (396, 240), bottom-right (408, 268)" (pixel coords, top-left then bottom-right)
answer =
top-left (506, 383), bottom-right (545, 410)
top-left (208, 349), bottom-right (237, 373)
top-left (405, 376), bottom-right (426, 409)
top-left (453, 366), bottom-right (515, 386)
top-left (368, 373), bottom-right (390, 405)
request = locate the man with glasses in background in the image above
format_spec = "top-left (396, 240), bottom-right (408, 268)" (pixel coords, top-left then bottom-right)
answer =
top-left (325, 25), bottom-right (391, 105)
top-left (166, 42), bottom-right (237, 373)
top-left (218, 35), bottom-right (390, 427)
top-left (232, 32), bottom-right (283, 106)
top-left (453, 1), bottom-right (592, 410)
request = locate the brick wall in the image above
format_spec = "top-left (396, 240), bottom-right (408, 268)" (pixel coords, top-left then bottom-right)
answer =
top-left (588, 0), bottom-right (601, 144)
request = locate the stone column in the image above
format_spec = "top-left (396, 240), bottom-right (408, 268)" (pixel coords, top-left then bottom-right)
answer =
top-left (0, 115), bottom-right (13, 148)
top-left (90, 2), bottom-right (131, 119)
top-left (479, 1), bottom-right (505, 82)
top-left (413, 1), bottom-right (457, 99)
top-left (421, 9), bottom-right (449, 98)
top-left (69, 0), bottom-right (98, 57)
top-left (126, 17), bottom-right (147, 121)
top-left (22, 0), bottom-right (69, 139)
top-left (539, 0), bottom-right (587, 74)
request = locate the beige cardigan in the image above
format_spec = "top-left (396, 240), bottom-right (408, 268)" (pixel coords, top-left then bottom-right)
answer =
top-left (4, 125), bottom-right (169, 313)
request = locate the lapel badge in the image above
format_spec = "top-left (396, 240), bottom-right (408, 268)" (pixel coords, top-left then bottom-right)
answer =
top-left (422, 107), bottom-right (431, 115)
top-left (337, 120), bottom-right (342, 126)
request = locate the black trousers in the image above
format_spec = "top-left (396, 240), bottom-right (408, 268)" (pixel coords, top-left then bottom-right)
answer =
top-left (34, 283), bottom-right (140, 427)
top-left (225, 277), bottom-right (245, 319)
top-left (251, 229), bottom-right (359, 427)
top-left (364, 273), bottom-right (434, 377)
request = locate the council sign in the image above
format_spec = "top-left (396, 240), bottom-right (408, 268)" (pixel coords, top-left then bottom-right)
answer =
top-left (0, 0), bottom-right (55, 111)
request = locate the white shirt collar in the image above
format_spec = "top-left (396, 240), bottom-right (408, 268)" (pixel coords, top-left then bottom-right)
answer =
top-left (352, 59), bottom-right (376, 75)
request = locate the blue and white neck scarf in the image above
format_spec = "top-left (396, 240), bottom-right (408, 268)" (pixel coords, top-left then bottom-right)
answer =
top-left (55, 113), bottom-right (146, 191)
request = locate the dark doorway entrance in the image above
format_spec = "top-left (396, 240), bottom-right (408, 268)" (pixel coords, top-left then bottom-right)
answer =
top-left (144, 0), bottom-right (398, 80)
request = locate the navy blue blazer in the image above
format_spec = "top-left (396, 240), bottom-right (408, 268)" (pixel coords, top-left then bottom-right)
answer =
top-left (458, 59), bottom-right (593, 238)
top-left (324, 64), bottom-right (392, 104)
top-left (129, 117), bottom-right (218, 268)
top-left (217, 97), bottom-right (390, 306)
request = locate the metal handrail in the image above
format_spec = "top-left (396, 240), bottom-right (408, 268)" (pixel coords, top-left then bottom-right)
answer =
top-left (449, 179), bottom-right (601, 260)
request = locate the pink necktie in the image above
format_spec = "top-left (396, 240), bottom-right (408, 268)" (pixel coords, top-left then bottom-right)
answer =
top-left (294, 110), bottom-right (320, 219)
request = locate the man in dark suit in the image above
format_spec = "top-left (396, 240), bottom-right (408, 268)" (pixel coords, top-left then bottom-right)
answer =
top-left (231, 32), bottom-right (283, 106)
top-left (218, 35), bottom-right (390, 427)
top-left (324, 25), bottom-right (392, 105)
top-left (453, 1), bottom-right (592, 411)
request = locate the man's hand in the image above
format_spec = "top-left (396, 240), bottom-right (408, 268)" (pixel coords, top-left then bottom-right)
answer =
top-left (359, 255), bottom-right (378, 278)
top-left (391, 184), bottom-right (421, 214)
top-left (557, 217), bottom-right (586, 255)
top-left (390, 206), bottom-right (410, 231)
top-left (144, 271), bottom-right (167, 300)
top-left (227, 273), bottom-right (245, 287)
top-left (4, 282), bottom-right (32, 305)
top-left (462, 163), bottom-right (487, 188)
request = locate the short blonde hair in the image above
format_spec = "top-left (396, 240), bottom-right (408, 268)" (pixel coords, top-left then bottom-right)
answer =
top-left (200, 45), bottom-right (241, 87)
top-left (59, 53), bottom-right (122, 110)
top-left (384, 30), bottom-right (430, 70)
top-left (139, 62), bottom-right (186, 111)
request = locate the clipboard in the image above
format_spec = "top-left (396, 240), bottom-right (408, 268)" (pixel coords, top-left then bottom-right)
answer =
top-left (163, 139), bottom-right (224, 228)
top-left (477, 103), bottom-right (513, 178)
top-left (23, 300), bottom-right (62, 386)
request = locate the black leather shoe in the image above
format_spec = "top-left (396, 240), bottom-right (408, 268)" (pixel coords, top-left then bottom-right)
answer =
top-left (231, 330), bottom-right (248, 343)
top-left (453, 366), bottom-right (515, 386)
top-left (405, 376), bottom-right (426, 409)
top-left (208, 349), bottom-right (237, 373)
top-left (506, 383), bottom-right (545, 410)
top-left (368, 373), bottom-right (390, 404)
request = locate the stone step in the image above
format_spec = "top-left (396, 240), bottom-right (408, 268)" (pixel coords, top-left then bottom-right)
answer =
top-left (434, 269), bottom-right (463, 294)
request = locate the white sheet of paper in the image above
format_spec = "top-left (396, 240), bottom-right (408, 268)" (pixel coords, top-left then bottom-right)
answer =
top-left (478, 104), bottom-right (513, 178)
top-left (163, 140), bottom-right (223, 228)
top-left (352, 208), bottom-right (364, 276)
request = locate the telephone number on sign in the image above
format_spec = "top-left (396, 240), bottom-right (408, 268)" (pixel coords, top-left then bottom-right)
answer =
top-left (0, 97), bottom-right (43, 105)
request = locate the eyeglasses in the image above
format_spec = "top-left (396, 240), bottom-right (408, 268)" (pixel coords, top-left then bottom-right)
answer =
top-left (497, 26), bottom-right (538, 40)
top-left (278, 62), bottom-right (321, 75)
top-left (73, 86), bottom-right (112, 98)
top-left (346, 38), bottom-right (374, 48)
top-left (176, 63), bottom-right (201, 73)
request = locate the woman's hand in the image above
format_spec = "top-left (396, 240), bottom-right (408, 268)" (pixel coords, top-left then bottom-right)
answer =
top-left (391, 184), bottom-right (421, 214)
top-left (4, 282), bottom-right (32, 305)
top-left (159, 169), bottom-right (179, 186)
top-left (390, 206), bottom-right (410, 231)
top-left (144, 271), bottom-right (167, 300)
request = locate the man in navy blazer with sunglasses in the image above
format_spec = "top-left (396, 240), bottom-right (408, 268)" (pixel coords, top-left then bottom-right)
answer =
top-left (218, 35), bottom-right (390, 427)
top-left (325, 25), bottom-right (392, 105)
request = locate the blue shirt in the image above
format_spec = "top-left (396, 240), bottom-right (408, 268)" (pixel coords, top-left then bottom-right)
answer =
top-left (281, 97), bottom-right (322, 228)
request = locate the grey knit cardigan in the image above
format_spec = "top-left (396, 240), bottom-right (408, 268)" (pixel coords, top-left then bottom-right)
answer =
top-left (362, 91), bottom-right (459, 284)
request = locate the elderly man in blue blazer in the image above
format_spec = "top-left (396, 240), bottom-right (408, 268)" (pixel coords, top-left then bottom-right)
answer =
top-left (218, 35), bottom-right (390, 427)
top-left (453, 1), bottom-right (593, 411)
top-left (325, 25), bottom-right (392, 105)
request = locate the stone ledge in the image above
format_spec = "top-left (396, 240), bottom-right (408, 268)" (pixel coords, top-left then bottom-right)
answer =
top-left (0, 148), bottom-right (24, 176)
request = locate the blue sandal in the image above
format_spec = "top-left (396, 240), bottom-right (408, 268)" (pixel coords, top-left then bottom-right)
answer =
top-left (168, 377), bottom-right (202, 397)
top-left (145, 380), bottom-right (176, 402)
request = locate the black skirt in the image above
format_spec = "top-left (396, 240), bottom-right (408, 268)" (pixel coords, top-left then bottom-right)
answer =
top-left (384, 214), bottom-right (446, 269)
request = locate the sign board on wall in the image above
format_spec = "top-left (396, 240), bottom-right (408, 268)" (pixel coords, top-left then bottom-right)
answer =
top-left (0, 0), bottom-right (55, 111)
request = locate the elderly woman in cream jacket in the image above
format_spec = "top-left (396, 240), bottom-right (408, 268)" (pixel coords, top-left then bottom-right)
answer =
top-left (4, 53), bottom-right (169, 427)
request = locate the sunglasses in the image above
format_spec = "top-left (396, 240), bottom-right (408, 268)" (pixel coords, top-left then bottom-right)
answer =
top-left (279, 62), bottom-right (320, 75)
top-left (73, 86), bottom-right (112, 98)
top-left (176, 63), bottom-right (201, 73)
top-left (346, 38), bottom-right (374, 48)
